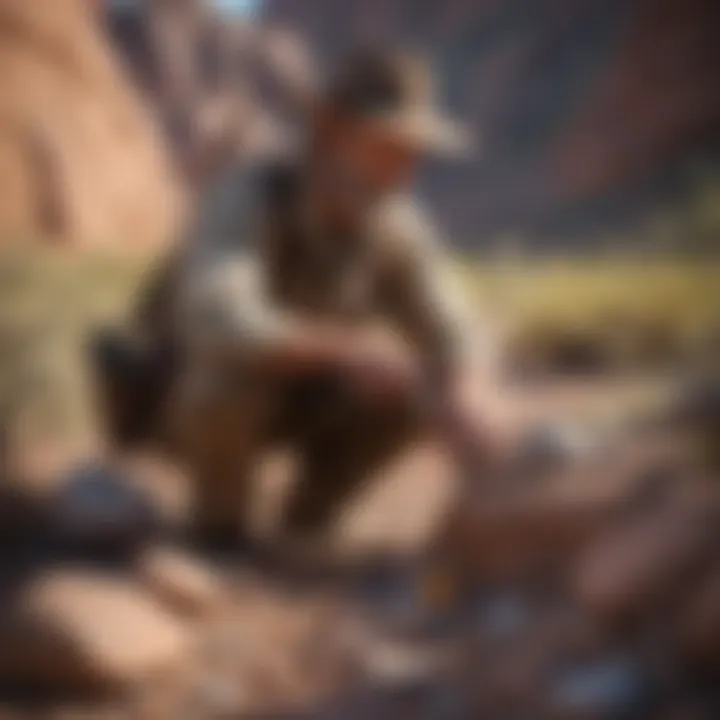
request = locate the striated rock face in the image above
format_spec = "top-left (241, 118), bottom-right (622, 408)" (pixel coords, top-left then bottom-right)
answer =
top-left (95, 0), bottom-right (719, 246)
top-left (264, 0), bottom-right (720, 244)
top-left (105, 0), bottom-right (314, 189)
top-left (0, 0), bottom-right (184, 251)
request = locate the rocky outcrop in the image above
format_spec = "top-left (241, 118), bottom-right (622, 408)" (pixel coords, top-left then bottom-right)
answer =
top-left (0, 409), bottom-right (718, 713)
top-left (105, 0), bottom-right (314, 189)
top-left (0, 0), bottom-right (184, 251)
top-left (0, 571), bottom-right (191, 692)
top-left (265, 0), bottom-right (720, 244)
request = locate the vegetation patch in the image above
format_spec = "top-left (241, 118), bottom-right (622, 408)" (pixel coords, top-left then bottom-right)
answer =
top-left (0, 251), bottom-right (717, 449)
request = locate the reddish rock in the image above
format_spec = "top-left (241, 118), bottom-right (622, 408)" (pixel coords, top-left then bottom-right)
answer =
top-left (138, 546), bottom-right (226, 618)
top-left (0, 571), bottom-right (192, 693)
top-left (0, 0), bottom-right (185, 251)
top-left (575, 496), bottom-right (719, 624)
top-left (264, 0), bottom-right (720, 242)
top-left (106, 0), bottom-right (310, 192)
top-left (438, 456), bottom-right (649, 584)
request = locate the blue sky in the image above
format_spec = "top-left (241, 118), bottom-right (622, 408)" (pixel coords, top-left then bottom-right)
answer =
top-left (110, 0), bottom-right (263, 17)
top-left (212, 0), bottom-right (262, 15)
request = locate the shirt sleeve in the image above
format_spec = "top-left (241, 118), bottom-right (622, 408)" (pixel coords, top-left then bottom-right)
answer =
top-left (177, 162), bottom-right (295, 360)
top-left (374, 198), bottom-right (478, 389)
top-left (177, 248), bottom-right (293, 361)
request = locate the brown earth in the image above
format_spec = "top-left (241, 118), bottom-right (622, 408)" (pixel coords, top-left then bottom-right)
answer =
top-left (1, 375), bottom-right (718, 718)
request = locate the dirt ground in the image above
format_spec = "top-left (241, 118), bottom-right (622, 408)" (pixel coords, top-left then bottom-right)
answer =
top-left (0, 374), bottom-right (717, 719)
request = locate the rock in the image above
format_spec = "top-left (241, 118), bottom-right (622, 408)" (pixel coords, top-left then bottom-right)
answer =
top-left (50, 461), bottom-right (160, 555)
top-left (476, 605), bottom-right (606, 716)
top-left (574, 497), bottom-right (719, 625)
top-left (265, 0), bottom-right (720, 242)
top-left (0, 0), bottom-right (184, 250)
top-left (0, 571), bottom-right (192, 693)
top-left (107, 0), bottom-right (308, 189)
top-left (677, 570), bottom-right (720, 671)
top-left (549, 657), bottom-right (653, 719)
top-left (668, 379), bottom-right (720, 428)
top-left (475, 594), bottom-right (532, 643)
top-left (355, 635), bottom-right (452, 688)
top-left (439, 466), bottom-right (634, 584)
top-left (440, 436), bottom-right (674, 585)
top-left (138, 546), bottom-right (226, 618)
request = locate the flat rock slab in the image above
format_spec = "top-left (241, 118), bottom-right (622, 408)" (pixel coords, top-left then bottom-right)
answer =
top-left (678, 570), bottom-right (720, 668)
top-left (0, 571), bottom-right (192, 693)
top-left (138, 546), bottom-right (227, 618)
top-left (575, 493), bottom-right (720, 624)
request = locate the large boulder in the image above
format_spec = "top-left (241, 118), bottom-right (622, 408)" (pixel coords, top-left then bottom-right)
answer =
top-left (0, 571), bottom-right (192, 693)
top-left (106, 0), bottom-right (313, 187)
top-left (0, 0), bottom-right (184, 251)
top-left (437, 452), bottom-right (654, 585)
top-left (574, 493), bottom-right (720, 625)
top-left (138, 545), bottom-right (227, 619)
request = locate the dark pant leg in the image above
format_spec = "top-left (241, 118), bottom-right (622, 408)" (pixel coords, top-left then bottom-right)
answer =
top-left (174, 366), bottom-right (277, 543)
top-left (91, 329), bottom-right (176, 448)
top-left (282, 375), bottom-right (427, 537)
top-left (173, 363), bottom-right (344, 544)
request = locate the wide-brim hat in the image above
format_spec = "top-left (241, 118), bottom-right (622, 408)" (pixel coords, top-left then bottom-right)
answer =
top-left (321, 48), bottom-right (474, 157)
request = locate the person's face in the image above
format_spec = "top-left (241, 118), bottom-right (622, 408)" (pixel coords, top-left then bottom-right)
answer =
top-left (326, 117), bottom-right (421, 195)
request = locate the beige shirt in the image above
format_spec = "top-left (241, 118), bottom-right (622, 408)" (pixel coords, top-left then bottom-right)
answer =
top-left (178, 162), bottom-right (477, 387)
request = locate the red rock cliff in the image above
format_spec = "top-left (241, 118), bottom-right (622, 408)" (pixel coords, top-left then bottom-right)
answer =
top-left (0, 0), bottom-right (184, 251)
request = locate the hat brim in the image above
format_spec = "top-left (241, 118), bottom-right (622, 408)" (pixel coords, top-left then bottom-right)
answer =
top-left (363, 110), bottom-right (475, 157)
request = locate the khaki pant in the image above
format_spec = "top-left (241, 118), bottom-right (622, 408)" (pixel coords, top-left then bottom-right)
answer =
top-left (169, 359), bottom-right (426, 541)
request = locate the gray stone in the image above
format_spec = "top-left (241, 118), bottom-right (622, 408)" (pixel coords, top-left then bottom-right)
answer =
top-left (550, 658), bottom-right (651, 718)
top-left (50, 462), bottom-right (159, 552)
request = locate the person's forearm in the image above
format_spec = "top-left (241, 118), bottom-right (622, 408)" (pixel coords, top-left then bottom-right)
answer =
top-left (257, 323), bottom-right (359, 375)
top-left (246, 322), bottom-right (418, 399)
top-left (439, 396), bottom-right (497, 469)
top-left (426, 366), bottom-right (507, 484)
top-left (234, 319), bottom-right (384, 379)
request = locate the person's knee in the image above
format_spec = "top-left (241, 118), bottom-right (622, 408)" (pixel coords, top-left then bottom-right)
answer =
top-left (361, 367), bottom-right (426, 425)
top-left (91, 329), bottom-right (145, 445)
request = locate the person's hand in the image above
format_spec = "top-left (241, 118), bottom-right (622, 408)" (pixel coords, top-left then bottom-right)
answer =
top-left (338, 334), bottom-right (420, 403)
top-left (269, 323), bottom-right (418, 400)
top-left (436, 368), bottom-right (517, 488)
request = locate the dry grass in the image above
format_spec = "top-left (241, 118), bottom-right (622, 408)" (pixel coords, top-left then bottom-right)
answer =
top-left (460, 257), bottom-right (720, 374)
top-left (0, 249), bottom-right (146, 447)
top-left (0, 250), bottom-right (717, 448)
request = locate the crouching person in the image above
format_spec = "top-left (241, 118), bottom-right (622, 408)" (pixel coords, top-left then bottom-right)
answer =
top-left (102, 49), bottom-right (498, 556)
